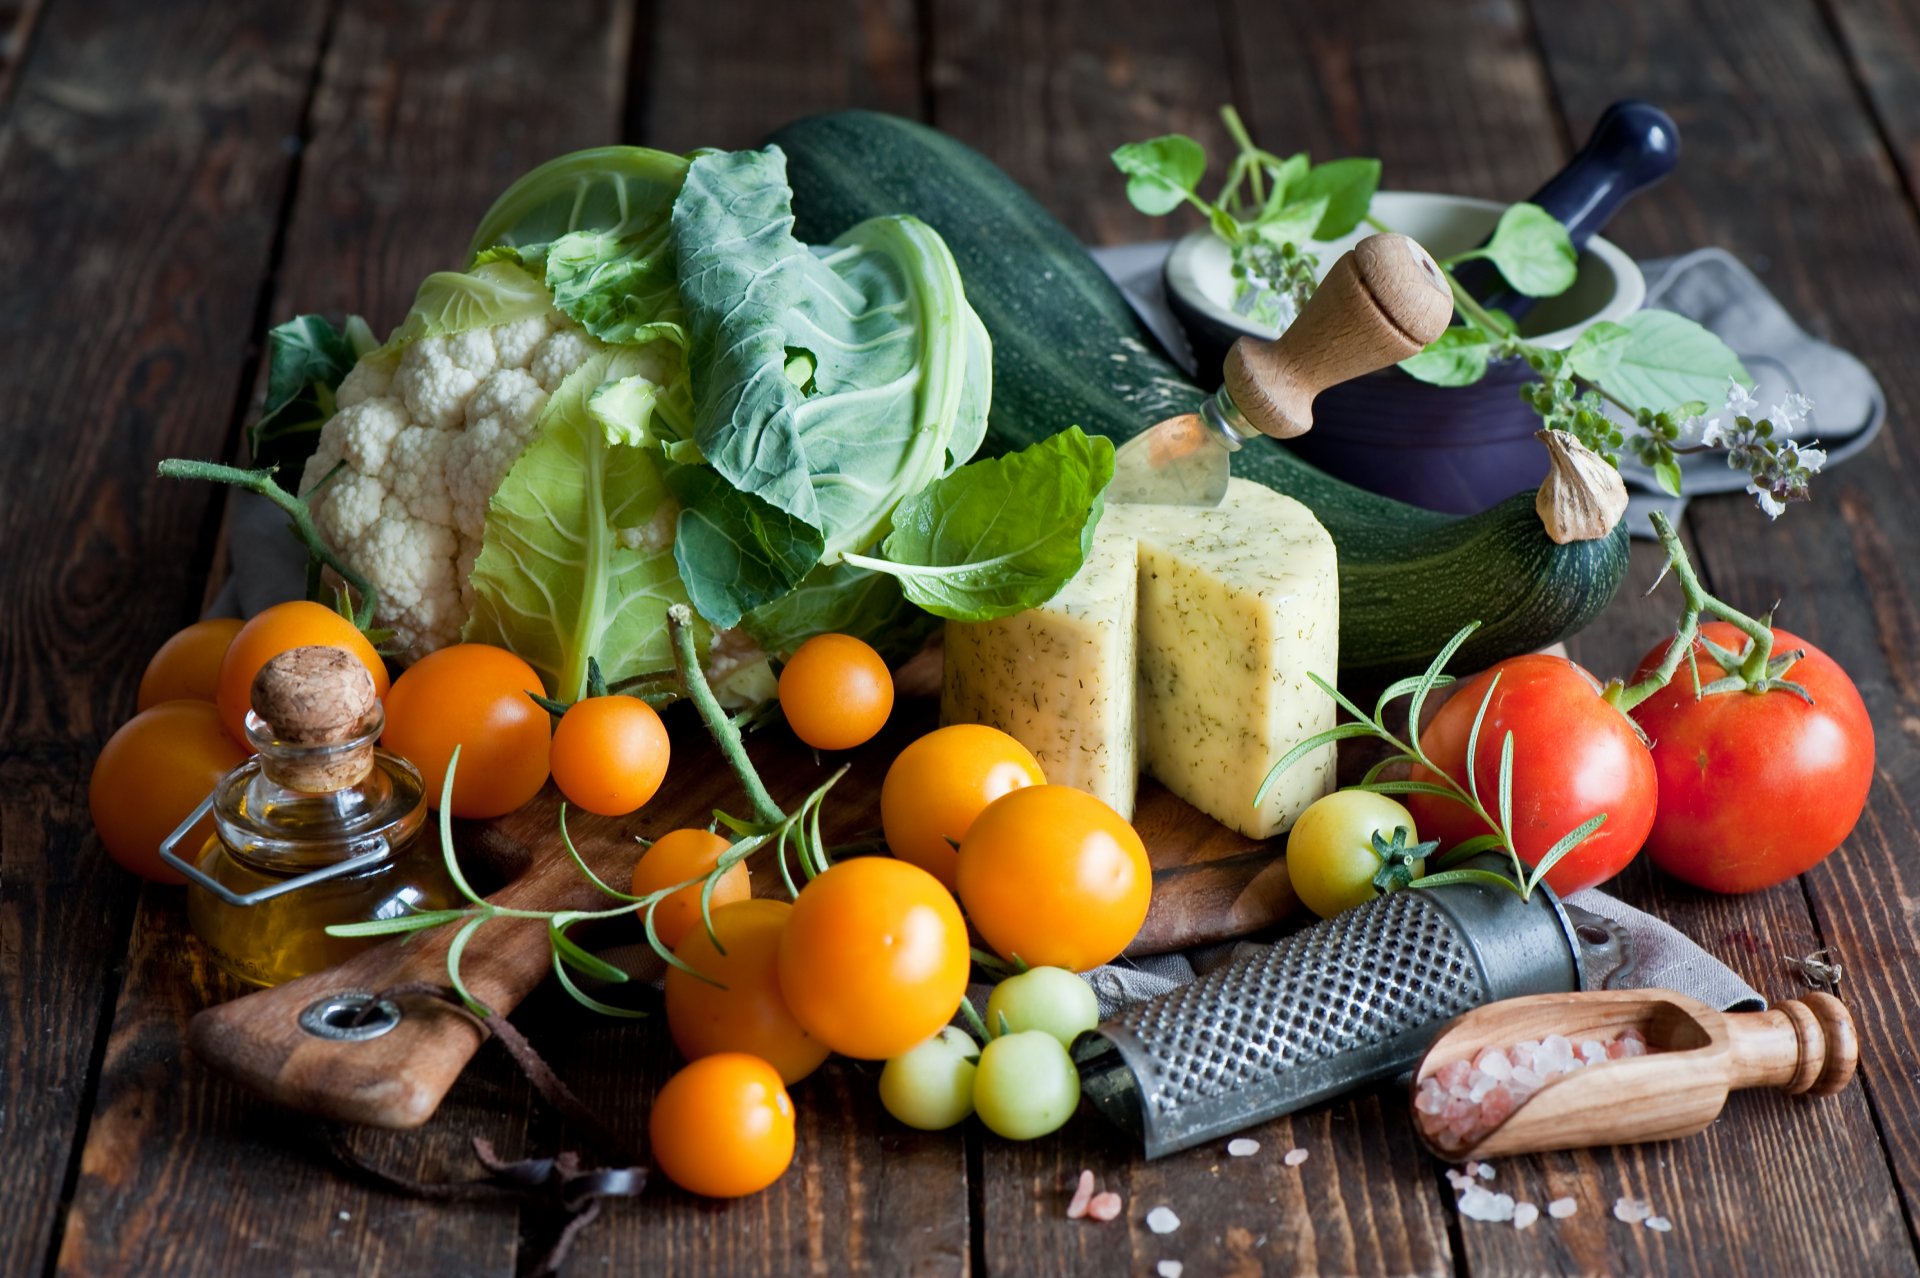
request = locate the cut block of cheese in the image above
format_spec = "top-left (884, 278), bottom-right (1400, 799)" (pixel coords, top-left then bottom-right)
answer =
top-left (941, 523), bottom-right (1139, 816)
top-left (941, 478), bottom-right (1338, 839)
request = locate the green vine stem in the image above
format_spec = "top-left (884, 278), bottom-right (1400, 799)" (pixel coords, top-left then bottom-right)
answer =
top-left (667, 603), bottom-right (784, 825)
top-left (157, 458), bottom-right (381, 630)
top-left (1604, 511), bottom-right (1800, 712)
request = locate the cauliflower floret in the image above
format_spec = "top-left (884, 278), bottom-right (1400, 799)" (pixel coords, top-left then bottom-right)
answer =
top-left (300, 313), bottom-right (602, 661)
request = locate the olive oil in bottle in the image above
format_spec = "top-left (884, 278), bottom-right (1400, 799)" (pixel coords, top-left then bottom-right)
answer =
top-left (185, 645), bottom-right (458, 987)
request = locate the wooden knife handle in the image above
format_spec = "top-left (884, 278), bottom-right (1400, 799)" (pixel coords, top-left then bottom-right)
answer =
top-left (1223, 232), bottom-right (1454, 439)
top-left (186, 838), bottom-right (614, 1129)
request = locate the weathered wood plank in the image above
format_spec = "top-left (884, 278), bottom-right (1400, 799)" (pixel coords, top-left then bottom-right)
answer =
top-left (54, 2), bottom-right (639, 1273)
top-left (1825, 0), bottom-right (1920, 200)
top-left (639, 0), bottom-right (922, 152)
top-left (0, 0), bottom-right (46, 107)
top-left (0, 2), bottom-right (332, 1273)
top-left (1524, 2), bottom-right (1920, 1273)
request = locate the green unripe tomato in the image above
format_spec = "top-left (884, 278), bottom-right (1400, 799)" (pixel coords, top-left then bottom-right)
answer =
top-left (1286, 790), bottom-right (1424, 919)
top-left (972, 1030), bottom-right (1079, 1140)
top-left (879, 1026), bottom-right (978, 1131)
top-left (984, 967), bottom-right (1100, 1048)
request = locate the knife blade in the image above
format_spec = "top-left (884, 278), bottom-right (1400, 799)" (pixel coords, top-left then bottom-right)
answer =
top-left (1111, 232), bottom-right (1453, 506)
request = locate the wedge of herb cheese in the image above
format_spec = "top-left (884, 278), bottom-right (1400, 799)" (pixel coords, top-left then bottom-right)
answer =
top-left (941, 479), bottom-right (1337, 840)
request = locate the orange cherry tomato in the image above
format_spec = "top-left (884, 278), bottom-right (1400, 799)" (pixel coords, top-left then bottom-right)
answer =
top-left (382, 644), bottom-right (549, 818)
top-left (649, 1053), bottom-right (795, 1198)
top-left (776, 633), bottom-right (893, 750)
top-left (882, 724), bottom-right (1045, 889)
top-left (550, 695), bottom-right (670, 816)
top-left (138, 618), bottom-right (245, 710)
top-left (666, 899), bottom-right (829, 1085)
top-left (630, 828), bottom-right (750, 950)
top-left (777, 857), bottom-right (969, 1060)
top-left (216, 601), bottom-right (389, 744)
top-left (956, 785), bottom-right (1152, 971)
top-left (89, 700), bottom-right (249, 883)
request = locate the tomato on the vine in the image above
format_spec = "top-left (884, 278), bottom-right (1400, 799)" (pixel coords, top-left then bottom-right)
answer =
top-left (666, 899), bottom-right (828, 1084)
top-left (1287, 790), bottom-right (1425, 919)
top-left (881, 724), bottom-right (1045, 888)
top-left (777, 856), bottom-right (969, 1060)
top-left (1627, 622), bottom-right (1872, 893)
top-left (217, 601), bottom-right (389, 744)
top-left (1406, 653), bottom-right (1656, 894)
top-left (777, 634), bottom-right (893, 750)
top-left (90, 700), bottom-right (249, 882)
top-left (649, 1053), bottom-right (795, 1198)
top-left (632, 828), bottom-right (749, 952)
top-left (139, 618), bottom-right (244, 710)
top-left (955, 785), bottom-right (1151, 971)
top-left (382, 644), bottom-right (549, 818)
top-left (551, 695), bottom-right (669, 816)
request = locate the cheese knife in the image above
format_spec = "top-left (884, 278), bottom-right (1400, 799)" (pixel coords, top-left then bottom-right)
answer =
top-left (1110, 232), bottom-right (1455, 506)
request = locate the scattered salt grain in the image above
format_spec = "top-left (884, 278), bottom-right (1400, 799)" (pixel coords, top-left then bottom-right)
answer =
top-left (1614, 1196), bottom-right (1653, 1224)
top-left (1458, 1185), bottom-right (1517, 1223)
top-left (337, 1211), bottom-right (351, 1222)
top-left (1157, 1263), bottom-right (1184, 1278)
top-left (1228, 1138), bottom-right (1260, 1157)
top-left (1475, 1162), bottom-right (1495, 1180)
top-left (1066, 1170), bottom-right (1095, 1219)
top-left (1548, 1197), bottom-right (1578, 1219)
top-left (1146, 1206), bottom-right (1181, 1235)
top-left (1087, 1192), bottom-right (1124, 1222)
top-left (1512, 1202), bottom-right (1540, 1230)
top-left (1647, 1216), bottom-right (1673, 1233)
top-left (1284, 1148), bottom-right (1309, 1167)
top-left (1445, 1168), bottom-right (1475, 1191)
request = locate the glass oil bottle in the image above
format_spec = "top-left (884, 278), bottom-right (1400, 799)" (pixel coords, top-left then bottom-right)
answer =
top-left (170, 644), bottom-right (460, 987)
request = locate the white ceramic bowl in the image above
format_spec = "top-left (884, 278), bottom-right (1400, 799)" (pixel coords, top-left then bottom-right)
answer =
top-left (1164, 190), bottom-right (1645, 353)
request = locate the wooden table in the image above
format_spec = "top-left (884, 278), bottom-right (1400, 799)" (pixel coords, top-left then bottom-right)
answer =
top-left (8, 1), bottom-right (1920, 1273)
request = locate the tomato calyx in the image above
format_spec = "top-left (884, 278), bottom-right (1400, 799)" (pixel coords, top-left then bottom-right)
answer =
top-left (1369, 826), bottom-right (1438, 895)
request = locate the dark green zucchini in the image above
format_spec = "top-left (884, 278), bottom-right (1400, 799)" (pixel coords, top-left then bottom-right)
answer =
top-left (767, 111), bottom-right (1628, 684)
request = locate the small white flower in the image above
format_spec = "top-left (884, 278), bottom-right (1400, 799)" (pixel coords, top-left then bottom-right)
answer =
top-left (1771, 391), bottom-right (1814, 432)
top-left (1725, 379), bottom-right (1759, 416)
top-left (1747, 482), bottom-right (1788, 518)
top-left (1697, 416), bottom-right (1731, 449)
top-left (1779, 439), bottom-right (1827, 473)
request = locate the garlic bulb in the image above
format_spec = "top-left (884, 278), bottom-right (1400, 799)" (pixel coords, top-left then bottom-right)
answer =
top-left (1535, 429), bottom-right (1629, 544)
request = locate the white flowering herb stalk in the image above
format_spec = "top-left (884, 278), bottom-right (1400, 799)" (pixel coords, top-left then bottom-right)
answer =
top-left (1117, 106), bottom-right (1822, 520)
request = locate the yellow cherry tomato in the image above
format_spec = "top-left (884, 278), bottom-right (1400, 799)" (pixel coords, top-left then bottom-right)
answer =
top-left (777, 633), bottom-right (893, 750)
top-left (1286, 791), bottom-right (1422, 918)
top-left (216, 602), bottom-right (389, 744)
top-left (382, 644), bottom-right (549, 818)
top-left (649, 1053), bottom-right (795, 1198)
top-left (631, 828), bottom-right (750, 951)
top-left (138, 617), bottom-right (245, 710)
top-left (666, 899), bottom-right (829, 1085)
top-left (90, 700), bottom-right (248, 882)
top-left (881, 724), bottom-right (1045, 889)
top-left (551, 695), bottom-right (670, 816)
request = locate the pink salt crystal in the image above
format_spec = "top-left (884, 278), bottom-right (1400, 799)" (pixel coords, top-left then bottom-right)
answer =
top-left (1468, 1074), bottom-right (1497, 1104)
top-left (1579, 1039), bottom-right (1607, 1064)
top-left (1620, 1026), bottom-right (1647, 1044)
top-left (1087, 1192), bottom-right (1124, 1222)
top-left (1512, 1065), bottom-right (1545, 1089)
top-left (1437, 1059), bottom-right (1474, 1091)
top-left (1475, 1047), bottom-right (1514, 1081)
top-left (1618, 1036), bottom-right (1648, 1058)
top-left (1548, 1197), bottom-right (1578, 1219)
top-left (1513, 1202), bottom-right (1540, 1230)
top-left (1066, 1170), bottom-right (1095, 1219)
top-left (1478, 1085), bottom-right (1517, 1128)
top-left (1283, 1147), bottom-right (1309, 1167)
top-left (1441, 1097), bottom-right (1473, 1123)
top-left (1613, 1196), bottom-right (1652, 1224)
top-left (1416, 1080), bottom-right (1448, 1115)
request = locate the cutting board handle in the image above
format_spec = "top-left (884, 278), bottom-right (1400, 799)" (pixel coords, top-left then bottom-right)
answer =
top-left (1223, 232), bottom-right (1454, 440)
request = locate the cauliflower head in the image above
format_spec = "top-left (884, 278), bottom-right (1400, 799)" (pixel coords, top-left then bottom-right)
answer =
top-left (300, 311), bottom-right (602, 660)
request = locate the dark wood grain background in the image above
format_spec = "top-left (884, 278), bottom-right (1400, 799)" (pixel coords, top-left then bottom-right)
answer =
top-left (5, 1), bottom-right (1920, 1274)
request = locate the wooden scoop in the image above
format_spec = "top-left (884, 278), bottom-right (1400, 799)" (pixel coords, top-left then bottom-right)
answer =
top-left (1411, 989), bottom-right (1857, 1161)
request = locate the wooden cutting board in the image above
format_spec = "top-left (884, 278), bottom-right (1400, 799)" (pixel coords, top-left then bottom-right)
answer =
top-left (184, 663), bottom-right (1299, 1130)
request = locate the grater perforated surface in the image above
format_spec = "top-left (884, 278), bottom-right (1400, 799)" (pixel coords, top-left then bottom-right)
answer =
top-left (1123, 889), bottom-right (1486, 1113)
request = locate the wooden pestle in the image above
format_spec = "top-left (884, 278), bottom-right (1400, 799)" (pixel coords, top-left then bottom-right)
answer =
top-left (1412, 988), bottom-right (1858, 1161)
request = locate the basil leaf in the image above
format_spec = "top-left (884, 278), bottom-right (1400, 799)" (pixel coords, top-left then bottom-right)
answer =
top-left (1399, 328), bottom-right (1494, 387)
top-left (248, 314), bottom-right (376, 477)
top-left (1587, 311), bottom-right (1751, 414)
top-left (1565, 320), bottom-right (1630, 382)
top-left (1252, 195), bottom-right (1331, 248)
top-left (1483, 202), bottom-right (1577, 298)
top-left (668, 464), bottom-right (825, 630)
top-left (1111, 134), bottom-right (1207, 216)
top-left (845, 427), bottom-right (1115, 622)
top-left (1290, 157), bottom-right (1381, 239)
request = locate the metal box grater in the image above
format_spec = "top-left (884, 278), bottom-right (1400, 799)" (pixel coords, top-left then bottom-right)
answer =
top-left (1078, 867), bottom-right (1634, 1158)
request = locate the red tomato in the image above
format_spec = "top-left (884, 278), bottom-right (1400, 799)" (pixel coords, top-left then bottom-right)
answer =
top-left (1627, 623), bottom-right (1873, 893)
top-left (649, 1053), bottom-right (795, 1198)
top-left (217, 601), bottom-right (390, 744)
top-left (90, 700), bottom-right (249, 882)
top-left (550, 695), bottom-right (670, 816)
top-left (955, 785), bottom-right (1152, 971)
top-left (776, 857), bottom-right (970, 1060)
top-left (881, 724), bottom-right (1045, 889)
top-left (777, 634), bottom-right (894, 750)
top-left (382, 644), bottom-right (549, 818)
top-left (630, 828), bottom-right (750, 950)
top-left (666, 899), bottom-right (830, 1085)
top-left (138, 618), bottom-right (244, 710)
top-left (1406, 654), bottom-right (1656, 894)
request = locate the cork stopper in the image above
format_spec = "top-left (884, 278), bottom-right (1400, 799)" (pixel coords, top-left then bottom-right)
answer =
top-left (249, 645), bottom-right (381, 792)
